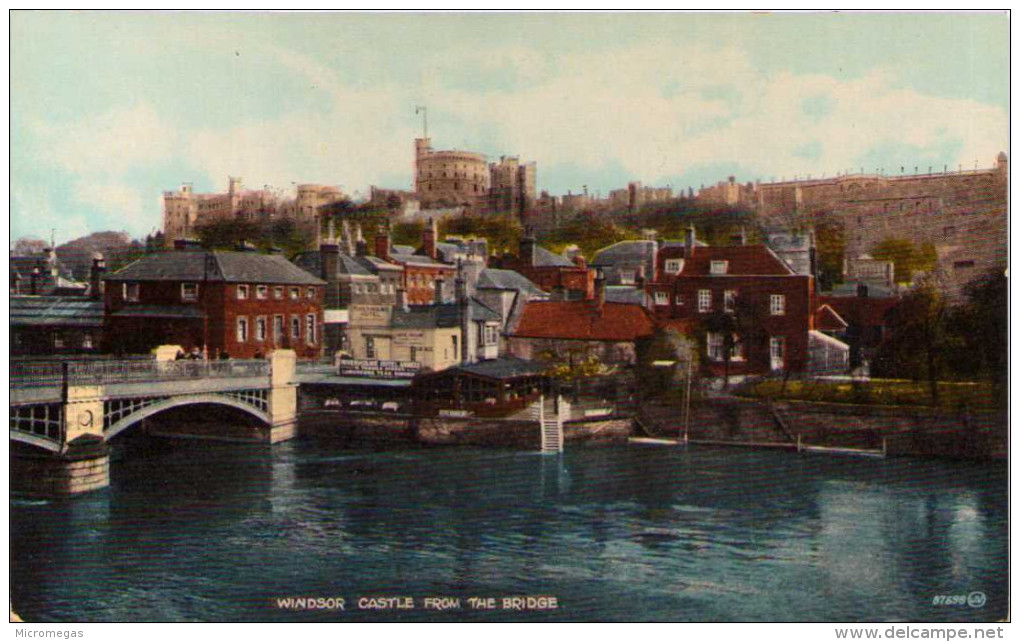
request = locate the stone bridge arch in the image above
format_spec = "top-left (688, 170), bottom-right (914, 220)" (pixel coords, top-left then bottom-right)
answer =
top-left (104, 393), bottom-right (272, 441)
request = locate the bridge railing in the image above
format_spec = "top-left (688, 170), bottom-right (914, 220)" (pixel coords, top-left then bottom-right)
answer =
top-left (11, 359), bottom-right (270, 388)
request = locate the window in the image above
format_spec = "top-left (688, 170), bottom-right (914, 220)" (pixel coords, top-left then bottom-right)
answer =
top-left (451, 335), bottom-right (459, 360)
top-left (365, 336), bottom-right (376, 359)
top-left (123, 283), bottom-right (140, 302)
top-left (273, 315), bottom-right (284, 342)
top-left (291, 316), bottom-right (300, 339)
top-left (675, 293), bottom-right (684, 306)
top-left (305, 314), bottom-right (316, 344)
top-left (654, 291), bottom-right (668, 306)
top-left (307, 287), bottom-right (315, 299)
top-left (256, 317), bottom-right (267, 341)
top-left (181, 283), bottom-right (199, 302)
top-left (290, 287), bottom-right (300, 300)
top-left (710, 260), bottom-right (729, 275)
top-left (237, 317), bottom-right (249, 342)
top-left (770, 294), bottom-right (786, 316)
top-left (82, 332), bottom-right (94, 349)
top-left (53, 333), bottom-right (64, 349)
top-left (707, 332), bottom-right (724, 361)
top-left (274, 286), bottom-right (284, 299)
top-left (256, 285), bottom-right (268, 300)
top-left (724, 290), bottom-right (736, 313)
top-left (237, 285), bottom-right (249, 300)
top-left (770, 336), bottom-right (785, 371)
top-left (698, 289), bottom-right (711, 313)
top-left (665, 259), bottom-right (684, 274)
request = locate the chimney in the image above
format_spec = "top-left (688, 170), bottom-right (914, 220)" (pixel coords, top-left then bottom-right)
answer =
top-left (593, 268), bottom-right (606, 313)
top-left (456, 262), bottom-right (470, 362)
top-left (519, 227), bottom-right (537, 266)
top-left (395, 287), bottom-right (408, 312)
top-left (89, 252), bottom-right (106, 300)
top-left (374, 225), bottom-right (391, 262)
top-left (434, 277), bottom-right (445, 305)
top-left (354, 224), bottom-right (368, 257)
top-left (635, 264), bottom-right (646, 289)
top-left (423, 217), bottom-right (438, 260)
top-left (320, 238), bottom-right (340, 282)
top-left (30, 267), bottom-right (40, 295)
top-left (684, 225), bottom-right (696, 256)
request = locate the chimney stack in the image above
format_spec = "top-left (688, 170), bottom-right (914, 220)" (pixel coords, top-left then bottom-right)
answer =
top-left (374, 224), bottom-right (391, 262)
top-left (30, 267), bottom-right (40, 295)
top-left (434, 277), bottom-right (445, 305)
top-left (593, 268), bottom-right (606, 313)
top-left (89, 252), bottom-right (106, 300)
top-left (354, 224), bottom-right (368, 257)
top-left (456, 261), bottom-right (470, 362)
top-left (395, 287), bottom-right (408, 312)
top-left (423, 217), bottom-right (438, 260)
top-left (519, 227), bottom-right (537, 267)
top-left (635, 264), bottom-right (646, 289)
top-left (684, 225), bottom-right (696, 256)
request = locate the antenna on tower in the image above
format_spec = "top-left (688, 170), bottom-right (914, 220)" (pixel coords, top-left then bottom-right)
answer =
top-left (415, 105), bottom-right (428, 140)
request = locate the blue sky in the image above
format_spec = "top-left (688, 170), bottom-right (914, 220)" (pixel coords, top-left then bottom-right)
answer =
top-left (10, 12), bottom-right (1008, 244)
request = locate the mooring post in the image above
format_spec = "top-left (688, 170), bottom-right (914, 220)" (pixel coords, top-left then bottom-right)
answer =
top-left (797, 433), bottom-right (802, 453)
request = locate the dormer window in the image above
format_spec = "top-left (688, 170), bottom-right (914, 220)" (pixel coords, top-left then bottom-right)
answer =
top-left (665, 259), bottom-right (684, 274)
top-left (710, 260), bottom-right (729, 275)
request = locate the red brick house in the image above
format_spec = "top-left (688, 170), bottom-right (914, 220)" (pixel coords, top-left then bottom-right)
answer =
top-left (374, 225), bottom-right (456, 306)
top-left (103, 245), bottom-right (325, 358)
top-left (646, 234), bottom-right (815, 375)
top-left (495, 232), bottom-right (593, 300)
top-left (507, 277), bottom-right (654, 366)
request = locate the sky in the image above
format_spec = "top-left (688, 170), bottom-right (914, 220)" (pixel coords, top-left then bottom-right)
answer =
top-left (10, 11), bottom-right (1009, 245)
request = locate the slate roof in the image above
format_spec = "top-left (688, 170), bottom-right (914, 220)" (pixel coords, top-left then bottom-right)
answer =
top-left (448, 357), bottom-right (547, 380)
top-left (592, 240), bottom-right (657, 267)
top-left (817, 295), bottom-right (900, 328)
top-left (10, 296), bottom-right (104, 327)
top-left (677, 245), bottom-right (795, 276)
top-left (475, 269), bottom-right (546, 296)
top-left (815, 304), bottom-right (849, 332)
top-left (293, 250), bottom-right (374, 278)
top-left (10, 255), bottom-right (87, 295)
top-left (533, 246), bottom-right (575, 268)
top-left (605, 285), bottom-right (648, 306)
top-left (512, 300), bottom-right (655, 341)
top-left (391, 298), bottom-right (500, 329)
top-left (105, 251), bottom-right (325, 285)
top-left (355, 255), bottom-right (404, 273)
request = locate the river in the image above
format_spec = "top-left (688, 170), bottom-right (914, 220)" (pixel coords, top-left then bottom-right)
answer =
top-left (10, 437), bottom-right (1008, 622)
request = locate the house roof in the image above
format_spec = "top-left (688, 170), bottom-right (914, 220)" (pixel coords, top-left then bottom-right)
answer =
top-left (512, 300), bottom-right (654, 342)
top-left (677, 245), bottom-right (796, 276)
top-left (475, 269), bottom-right (546, 296)
top-left (10, 296), bottom-right (104, 327)
top-left (605, 285), bottom-right (648, 306)
top-left (391, 298), bottom-right (500, 329)
top-left (105, 250), bottom-right (325, 285)
top-left (425, 357), bottom-right (548, 382)
top-left (592, 240), bottom-right (657, 267)
top-left (817, 295), bottom-right (900, 328)
top-left (110, 305), bottom-right (207, 320)
top-left (533, 246), bottom-right (576, 268)
top-left (293, 250), bottom-right (375, 278)
top-left (10, 255), bottom-right (86, 295)
top-left (815, 304), bottom-right (849, 332)
top-left (355, 255), bottom-right (404, 273)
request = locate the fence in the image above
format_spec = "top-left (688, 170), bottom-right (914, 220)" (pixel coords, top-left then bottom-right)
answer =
top-left (11, 359), bottom-right (270, 389)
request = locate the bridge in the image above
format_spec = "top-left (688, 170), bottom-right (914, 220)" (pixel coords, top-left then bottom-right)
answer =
top-left (10, 348), bottom-right (300, 496)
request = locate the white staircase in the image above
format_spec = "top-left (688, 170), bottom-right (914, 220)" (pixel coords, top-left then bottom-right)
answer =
top-left (539, 395), bottom-right (567, 454)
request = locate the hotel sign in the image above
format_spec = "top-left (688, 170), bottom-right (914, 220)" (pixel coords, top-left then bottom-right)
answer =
top-left (338, 358), bottom-right (422, 379)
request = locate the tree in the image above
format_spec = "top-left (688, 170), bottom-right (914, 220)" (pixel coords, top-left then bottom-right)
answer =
top-left (873, 276), bottom-right (954, 404)
top-left (814, 218), bottom-right (845, 291)
top-left (871, 238), bottom-right (937, 285)
top-left (635, 326), bottom-right (698, 403)
top-left (13, 236), bottom-right (48, 255)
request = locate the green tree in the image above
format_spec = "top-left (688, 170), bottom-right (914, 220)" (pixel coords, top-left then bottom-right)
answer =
top-left (871, 238), bottom-right (937, 284)
top-left (873, 276), bottom-right (955, 405)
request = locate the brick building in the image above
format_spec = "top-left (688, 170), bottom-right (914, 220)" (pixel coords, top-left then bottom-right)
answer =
top-left (507, 275), bottom-right (654, 367)
top-left (494, 232), bottom-right (593, 300)
top-left (103, 244), bottom-right (325, 358)
top-left (374, 221), bottom-right (457, 306)
top-left (646, 230), bottom-right (821, 376)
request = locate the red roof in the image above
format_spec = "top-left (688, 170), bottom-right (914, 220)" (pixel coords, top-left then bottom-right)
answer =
top-left (815, 304), bottom-right (849, 331)
top-left (512, 301), bottom-right (655, 342)
top-left (817, 295), bottom-right (899, 327)
top-left (680, 245), bottom-right (794, 276)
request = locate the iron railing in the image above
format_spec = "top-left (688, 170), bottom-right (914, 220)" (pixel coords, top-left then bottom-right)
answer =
top-left (10, 359), bottom-right (270, 389)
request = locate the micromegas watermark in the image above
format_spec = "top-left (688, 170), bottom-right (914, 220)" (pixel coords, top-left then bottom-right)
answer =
top-left (932, 592), bottom-right (986, 608)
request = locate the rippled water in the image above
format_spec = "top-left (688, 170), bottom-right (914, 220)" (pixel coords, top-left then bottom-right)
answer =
top-left (10, 436), bottom-right (1008, 622)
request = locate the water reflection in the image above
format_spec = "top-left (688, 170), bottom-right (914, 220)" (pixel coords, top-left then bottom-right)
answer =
top-left (10, 434), bottom-right (1007, 622)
